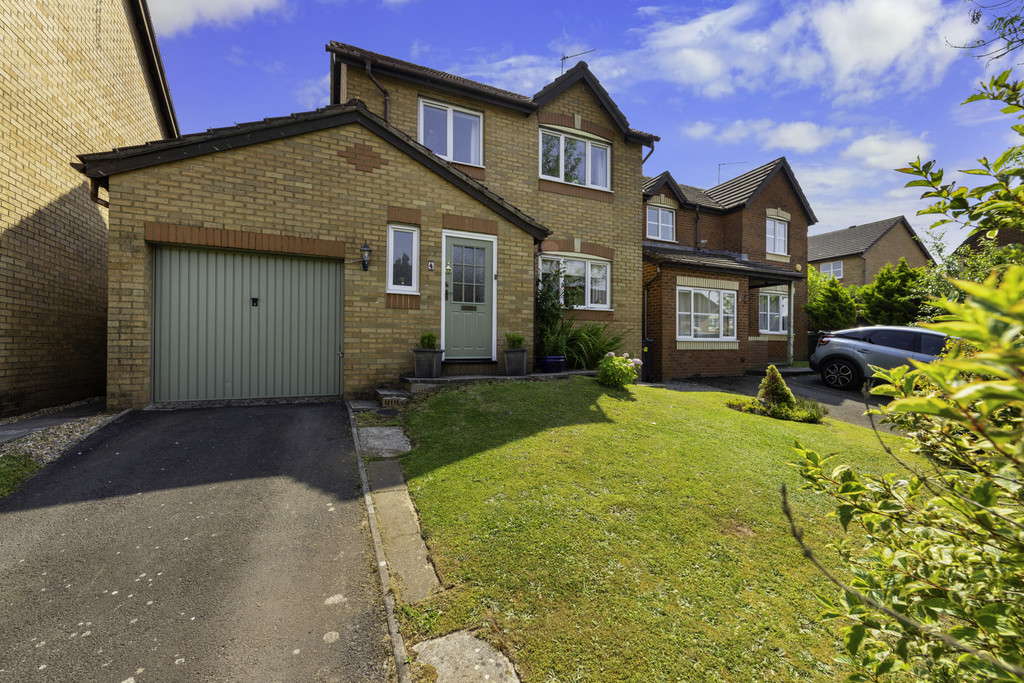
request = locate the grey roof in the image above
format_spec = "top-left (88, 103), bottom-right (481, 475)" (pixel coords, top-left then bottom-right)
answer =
top-left (326, 42), bottom-right (658, 145)
top-left (808, 216), bottom-right (932, 262)
top-left (958, 226), bottom-right (1024, 252)
top-left (644, 158), bottom-right (817, 223)
top-left (74, 100), bottom-right (549, 241)
top-left (643, 242), bottom-right (804, 284)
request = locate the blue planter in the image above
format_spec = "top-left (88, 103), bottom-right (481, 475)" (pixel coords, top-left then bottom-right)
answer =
top-left (537, 355), bottom-right (566, 373)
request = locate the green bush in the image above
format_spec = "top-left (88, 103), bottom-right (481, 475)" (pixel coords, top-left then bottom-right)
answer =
top-left (858, 257), bottom-right (925, 325)
top-left (565, 321), bottom-right (623, 369)
top-left (504, 332), bottom-right (525, 349)
top-left (805, 276), bottom-right (857, 331)
top-left (596, 352), bottom-right (641, 388)
top-left (419, 332), bottom-right (438, 349)
top-left (757, 365), bottom-right (796, 408)
top-left (727, 366), bottom-right (827, 424)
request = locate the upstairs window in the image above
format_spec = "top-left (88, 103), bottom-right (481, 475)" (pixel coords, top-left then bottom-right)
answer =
top-left (758, 293), bottom-right (789, 334)
top-left (418, 99), bottom-right (482, 166)
top-left (766, 218), bottom-right (788, 255)
top-left (819, 260), bottom-right (843, 279)
top-left (647, 207), bottom-right (675, 242)
top-left (540, 130), bottom-right (610, 190)
top-left (540, 255), bottom-right (610, 310)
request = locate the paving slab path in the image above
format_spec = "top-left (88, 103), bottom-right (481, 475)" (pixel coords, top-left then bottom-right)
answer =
top-left (0, 404), bottom-right (390, 682)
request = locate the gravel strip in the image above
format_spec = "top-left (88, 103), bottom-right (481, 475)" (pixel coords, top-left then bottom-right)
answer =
top-left (0, 413), bottom-right (117, 465)
top-left (0, 397), bottom-right (102, 427)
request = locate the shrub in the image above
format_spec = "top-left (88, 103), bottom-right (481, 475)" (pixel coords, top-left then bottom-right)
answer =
top-left (858, 257), bottom-right (925, 325)
top-left (597, 352), bottom-right (642, 389)
top-left (757, 365), bottom-right (796, 408)
top-left (726, 366), bottom-right (827, 424)
top-left (419, 332), bottom-right (438, 349)
top-left (805, 276), bottom-right (857, 331)
top-left (504, 332), bottom-right (525, 349)
top-left (565, 321), bottom-right (623, 369)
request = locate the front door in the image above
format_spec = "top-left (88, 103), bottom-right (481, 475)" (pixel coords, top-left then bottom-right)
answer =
top-left (444, 236), bottom-right (493, 359)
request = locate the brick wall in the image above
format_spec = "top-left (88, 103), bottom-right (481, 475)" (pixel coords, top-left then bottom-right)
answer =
top-left (343, 69), bottom-right (646, 356)
top-left (0, 0), bottom-right (166, 416)
top-left (106, 124), bottom-right (536, 409)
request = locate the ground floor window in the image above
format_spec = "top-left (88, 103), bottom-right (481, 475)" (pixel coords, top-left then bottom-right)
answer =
top-left (677, 287), bottom-right (736, 340)
top-left (758, 292), bottom-right (789, 333)
top-left (387, 225), bottom-right (419, 294)
top-left (540, 255), bottom-right (610, 309)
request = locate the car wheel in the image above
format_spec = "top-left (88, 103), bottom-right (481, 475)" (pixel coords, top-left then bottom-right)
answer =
top-left (821, 358), bottom-right (861, 390)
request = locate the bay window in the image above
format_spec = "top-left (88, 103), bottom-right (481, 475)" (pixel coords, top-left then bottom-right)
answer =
top-left (677, 287), bottom-right (736, 340)
top-left (539, 129), bottom-right (610, 190)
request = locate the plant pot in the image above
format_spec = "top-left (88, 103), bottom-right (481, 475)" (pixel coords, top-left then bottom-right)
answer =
top-left (411, 347), bottom-right (443, 378)
top-left (504, 348), bottom-right (527, 376)
top-left (537, 355), bottom-right (566, 373)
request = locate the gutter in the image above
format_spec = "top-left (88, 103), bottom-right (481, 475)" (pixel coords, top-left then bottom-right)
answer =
top-left (363, 58), bottom-right (391, 123)
top-left (128, 0), bottom-right (179, 138)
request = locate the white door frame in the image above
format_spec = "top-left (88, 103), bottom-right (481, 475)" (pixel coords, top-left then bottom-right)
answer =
top-left (440, 230), bottom-right (498, 361)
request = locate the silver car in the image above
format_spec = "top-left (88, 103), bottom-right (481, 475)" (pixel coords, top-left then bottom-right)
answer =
top-left (809, 326), bottom-right (948, 390)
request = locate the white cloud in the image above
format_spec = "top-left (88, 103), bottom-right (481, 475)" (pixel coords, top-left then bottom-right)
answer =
top-left (714, 119), bottom-right (852, 153)
top-left (842, 132), bottom-right (933, 170)
top-left (294, 74), bottom-right (330, 110)
top-left (681, 121), bottom-right (716, 139)
top-left (149, 0), bottom-right (286, 36)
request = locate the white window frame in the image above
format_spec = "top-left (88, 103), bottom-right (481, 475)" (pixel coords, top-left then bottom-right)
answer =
top-left (766, 218), bottom-right (788, 255)
top-left (676, 287), bottom-right (737, 341)
top-left (539, 254), bottom-right (611, 310)
top-left (758, 293), bottom-right (789, 334)
top-left (819, 260), bottom-right (843, 279)
top-left (417, 99), bottom-right (483, 167)
top-left (538, 128), bottom-right (611, 191)
top-left (386, 225), bottom-right (419, 294)
top-left (647, 207), bottom-right (675, 242)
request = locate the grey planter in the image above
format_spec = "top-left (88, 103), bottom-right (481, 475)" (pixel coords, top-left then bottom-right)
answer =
top-left (411, 348), bottom-right (443, 378)
top-left (503, 348), bottom-right (527, 376)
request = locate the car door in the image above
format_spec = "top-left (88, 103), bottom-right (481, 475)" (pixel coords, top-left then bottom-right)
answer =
top-left (856, 329), bottom-right (918, 373)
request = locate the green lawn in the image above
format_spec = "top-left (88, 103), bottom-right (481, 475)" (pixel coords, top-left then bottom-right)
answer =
top-left (398, 377), bottom-right (916, 682)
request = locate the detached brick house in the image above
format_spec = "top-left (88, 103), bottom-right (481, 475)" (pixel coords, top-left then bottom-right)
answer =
top-left (641, 159), bottom-right (816, 381)
top-left (808, 216), bottom-right (932, 287)
top-left (1, 0), bottom-right (177, 416)
top-left (76, 42), bottom-right (658, 409)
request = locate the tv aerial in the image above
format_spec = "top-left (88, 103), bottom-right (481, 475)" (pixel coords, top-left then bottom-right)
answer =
top-left (561, 48), bottom-right (596, 74)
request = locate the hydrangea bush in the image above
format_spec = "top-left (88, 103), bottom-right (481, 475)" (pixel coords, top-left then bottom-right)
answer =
top-left (597, 352), bottom-right (642, 389)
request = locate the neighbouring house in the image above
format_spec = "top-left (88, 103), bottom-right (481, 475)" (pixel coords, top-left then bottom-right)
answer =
top-left (75, 42), bottom-right (657, 410)
top-left (641, 159), bottom-right (816, 381)
top-left (0, 0), bottom-right (177, 417)
top-left (957, 226), bottom-right (1024, 252)
top-left (808, 216), bottom-right (932, 287)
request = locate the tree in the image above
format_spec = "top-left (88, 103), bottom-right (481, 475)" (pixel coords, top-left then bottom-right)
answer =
top-left (959, 1), bottom-right (1024, 62)
top-left (914, 238), bottom-right (1024, 320)
top-left (858, 257), bottom-right (925, 325)
top-left (805, 276), bottom-right (857, 331)
top-left (785, 73), bottom-right (1024, 682)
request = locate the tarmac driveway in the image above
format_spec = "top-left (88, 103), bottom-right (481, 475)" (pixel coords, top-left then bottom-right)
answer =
top-left (0, 404), bottom-right (390, 682)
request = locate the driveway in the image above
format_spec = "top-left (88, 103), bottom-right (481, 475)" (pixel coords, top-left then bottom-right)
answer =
top-left (0, 404), bottom-right (390, 682)
top-left (666, 373), bottom-right (889, 430)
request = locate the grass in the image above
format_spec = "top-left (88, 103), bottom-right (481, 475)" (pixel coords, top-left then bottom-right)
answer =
top-left (398, 376), bottom-right (921, 682)
top-left (0, 452), bottom-right (43, 498)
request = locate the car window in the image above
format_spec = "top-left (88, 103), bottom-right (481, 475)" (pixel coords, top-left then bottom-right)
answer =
top-left (867, 329), bottom-right (916, 351)
top-left (836, 330), bottom-right (870, 340)
top-left (918, 334), bottom-right (947, 357)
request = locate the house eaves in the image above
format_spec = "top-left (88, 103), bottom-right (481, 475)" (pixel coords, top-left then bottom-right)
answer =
top-left (74, 100), bottom-right (549, 242)
top-left (643, 243), bottom-right (804, 283)
top-left (643, 171), bottom-right (724, 211)
top-left (128, 0), bottom-right (179, 138)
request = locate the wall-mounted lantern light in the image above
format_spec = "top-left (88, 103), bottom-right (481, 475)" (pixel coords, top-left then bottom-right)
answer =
top-left (360, 241), bottom-right (372, 271)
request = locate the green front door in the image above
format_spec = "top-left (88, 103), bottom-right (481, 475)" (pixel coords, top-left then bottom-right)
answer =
top-left (444, 236), bottom-right (493, 359)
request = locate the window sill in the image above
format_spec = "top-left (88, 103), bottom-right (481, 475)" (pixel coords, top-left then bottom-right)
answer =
top-left (646, 236), bottom-right (676, 243)
top-left (386, 288), bottom-right (420, 296)
top-left (538, 179), bottom-right (614, 203)
top-left (766, 253), bottom-right (790, 263)
top-left (540, 176), bottom-right (612, 193)
top-left (675, 339), bottom-right (739, 350)
top-left (755, 332), bottom-right (788, 337)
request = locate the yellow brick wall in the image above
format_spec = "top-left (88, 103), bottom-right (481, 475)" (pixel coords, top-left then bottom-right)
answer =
top-left (863, 225), bottom-right (931, 281)
top-left (344, 69), bottom-right (646, 355)
top-left (106, 124), bottom-right (537, 409)
top-left (0, 0), bottom-right (166, 415)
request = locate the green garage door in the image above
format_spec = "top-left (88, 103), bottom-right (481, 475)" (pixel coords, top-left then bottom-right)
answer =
top-left (153, 247), bottom-right (343, 402)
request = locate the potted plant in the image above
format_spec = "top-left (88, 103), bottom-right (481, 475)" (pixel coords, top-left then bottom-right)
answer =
top-left (411, 331), bottom-right (443, 378)
top-left (503, 332), bottom-right (528, 376)
top-left (535, 271), bottom-right (570, 373)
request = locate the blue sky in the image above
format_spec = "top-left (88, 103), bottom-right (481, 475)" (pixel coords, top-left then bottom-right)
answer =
top-left (150, 0), bottom-right (1011, 254)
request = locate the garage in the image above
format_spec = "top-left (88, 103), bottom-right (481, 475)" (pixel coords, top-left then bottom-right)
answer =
top-left (152, 247), bottom-right (343, 402)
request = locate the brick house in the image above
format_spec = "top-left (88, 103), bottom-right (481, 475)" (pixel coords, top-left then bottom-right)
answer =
top-left (76, 42), bottom-right (657, 410)
top-left (808, 216), bottom-right (932, 287)
top-left (0, 0), bottom-right (177, 416)
top-left (641, 159), bottom-right (817, 381)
